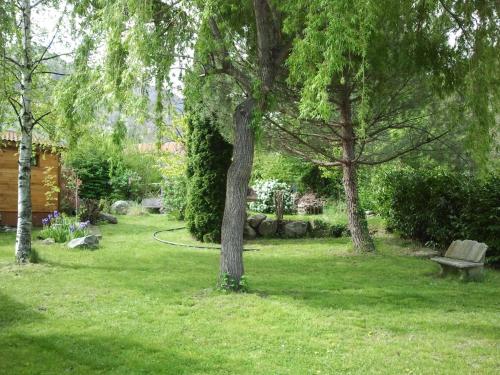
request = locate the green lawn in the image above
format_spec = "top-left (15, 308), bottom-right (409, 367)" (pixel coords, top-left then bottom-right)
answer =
top-left (1, 215), bottom-right (499, 374)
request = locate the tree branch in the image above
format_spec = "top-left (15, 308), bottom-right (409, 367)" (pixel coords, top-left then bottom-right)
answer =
top-left (7, 97), bottom-right (23, 129)
top-left (32, 110), bottom-right (52, 128)
top-left (358, 131), bottom-right (449, 165)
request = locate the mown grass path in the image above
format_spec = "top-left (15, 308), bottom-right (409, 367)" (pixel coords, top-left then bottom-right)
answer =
top-left (1, 215), bottom-right (499, 374)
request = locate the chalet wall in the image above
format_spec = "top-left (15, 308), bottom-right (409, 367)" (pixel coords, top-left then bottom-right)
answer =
top-left (0, 144), bottom-right (60, 226)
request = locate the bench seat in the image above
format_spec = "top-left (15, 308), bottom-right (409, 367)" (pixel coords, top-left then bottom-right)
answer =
top-left (431, 257), bottom-right (482, 269)
top-left (430, 240), bottom-right (487, 281)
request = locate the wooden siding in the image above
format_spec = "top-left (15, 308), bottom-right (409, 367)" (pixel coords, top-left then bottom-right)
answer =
top-left (0, 145), bottom-right (60, 213)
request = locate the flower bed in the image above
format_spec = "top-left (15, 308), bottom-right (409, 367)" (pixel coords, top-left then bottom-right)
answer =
top-left (40, 210), bottom-right (90, 243)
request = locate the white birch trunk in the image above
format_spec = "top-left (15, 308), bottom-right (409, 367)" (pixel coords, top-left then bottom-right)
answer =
top-left (15, 0), bottom-right (34, 263)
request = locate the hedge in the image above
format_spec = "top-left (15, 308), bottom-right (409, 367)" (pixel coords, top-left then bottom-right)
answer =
top-left (373, 168), bottom-right (499, 264)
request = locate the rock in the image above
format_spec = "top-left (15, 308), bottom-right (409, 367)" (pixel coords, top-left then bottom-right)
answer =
top-left (111, 200), bottom-right (130, 215)
top-left (67, 235), bottom-right (99, 249)
top-left (257, 219), bottom-right (278, 237)
top-left (248, 214), bottom-right (267, 229)
top-left (99, 212), bottom-right (118, 224)
top-left (243, 223), bottom-right (257, 240)
top-left (42, 238), bottom-right (55, 245)
top-left (87, 225), bottom-right (103, 239)
top-left (284, 221), bottom-right (308, 238)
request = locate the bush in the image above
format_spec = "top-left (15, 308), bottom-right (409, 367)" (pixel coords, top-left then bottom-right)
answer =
top-left (40, 210), bottom-right (90, 243)
top-left (65, 135), bottom-right (162, 202)
top-left (374, 168), bottom-right (500, 264)
top-left (185, 113), bottom-right (232, 242)
top-left (249, 179), bottom-right (296, 214)
top-left (79, 199), bottom-right (101, 224)
top-left (162, 176), bottom-right (188, 220)
top-left (309, 219), bottom-right (349, 238)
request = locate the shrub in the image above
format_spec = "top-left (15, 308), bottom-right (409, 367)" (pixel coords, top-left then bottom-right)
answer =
top-left (249, 179), bottom-right (296, 214)
top-left (309, 219), bottom-right (349, 238)
top-left (79, 199), bottom-right (101, 224)
top-left (374, 168), bottom-right (500, 264)
top-left (65, 136), bottom-right (163, 203)
top-left (162, 176), bottom-right (188, 220)
top-left (185, 113), bottom-right (232, 242)
top-left (40, 210), bottom-right (90, 243)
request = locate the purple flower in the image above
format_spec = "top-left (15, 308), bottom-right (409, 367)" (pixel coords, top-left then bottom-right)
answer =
top-left (42, 218), bottom-right (49, 226)
top-left (53, 210), bottom-right (59, 218)
top-left (48, 213), bottom-right (53, 221)
top-left (69, 224), bottom-right (75, 233)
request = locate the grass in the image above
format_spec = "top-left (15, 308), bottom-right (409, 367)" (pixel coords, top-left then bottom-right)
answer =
top-left (0, 215), bottom-right (499, 374)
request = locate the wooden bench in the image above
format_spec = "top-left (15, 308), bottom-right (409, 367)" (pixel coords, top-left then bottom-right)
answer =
top-left (431, 240), bottom-right (488, 281)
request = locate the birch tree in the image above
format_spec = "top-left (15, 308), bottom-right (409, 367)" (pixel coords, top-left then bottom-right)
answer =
top-left (0, 0), bottom-right (68, 263)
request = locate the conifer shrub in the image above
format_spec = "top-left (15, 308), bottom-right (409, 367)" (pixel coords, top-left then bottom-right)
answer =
top-left (185, 113), bottom-right (232, 242)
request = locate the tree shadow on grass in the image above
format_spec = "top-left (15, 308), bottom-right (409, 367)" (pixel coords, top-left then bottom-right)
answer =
top-left (0, 332), bottom-right (239, 374)
top-left (0, 292), bottom-right (44, 329)
top-left (246, 254), bottom-right (500, 314)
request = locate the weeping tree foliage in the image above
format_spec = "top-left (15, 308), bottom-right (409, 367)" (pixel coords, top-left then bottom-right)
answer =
top-left (185, 110), bottom-right (232, 243)
top-left (263, 0), bottom-right (499, 252)
top-left (57, 0), bottom-right (192, 147)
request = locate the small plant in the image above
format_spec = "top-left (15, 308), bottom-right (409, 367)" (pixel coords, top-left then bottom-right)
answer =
top-left (330, 223), bottom-right (350, 238)
top-left (218, 273), bottom-right (249, 292)
top-left (40, 210), bottom-right (90, 243)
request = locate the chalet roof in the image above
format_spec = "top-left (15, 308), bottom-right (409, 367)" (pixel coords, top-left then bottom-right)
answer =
top-left (0, 130), bottom-right (62, 149)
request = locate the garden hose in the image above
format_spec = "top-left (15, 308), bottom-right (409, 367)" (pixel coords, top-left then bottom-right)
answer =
top-left (153, 227), bottom-right (260, 251)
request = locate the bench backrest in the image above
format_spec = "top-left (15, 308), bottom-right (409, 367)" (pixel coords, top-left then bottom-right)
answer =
top-left (445, 240), bottom-right (488, 263)
top-left (141, 198), bottom-right (162, 208)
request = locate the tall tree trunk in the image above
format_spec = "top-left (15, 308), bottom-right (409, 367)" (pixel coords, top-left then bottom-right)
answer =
top-left (341, 158), bottom-right (374, 252)
top-left (15, 0), bottom-right (34, 263)
top-left (220, 98), bottom-right (255, 286)
top-left (340, 84), bottom-right (375, 253)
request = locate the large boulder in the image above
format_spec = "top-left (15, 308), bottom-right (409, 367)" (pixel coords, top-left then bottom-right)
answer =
top-left (284, 221), bottom-right (308, 238)
top-left (111, 200), bottom-right (130, 215)
top-left (257, 219), bottom-right (278, 237)
top-left (248, 214), bottom-right (267, 229)
top-left (67, 235), bottom-right (99, 249)
top-left (243, 222), bottom-right (257, 240)
top-left (99, 212), bottom-right (118, 224)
